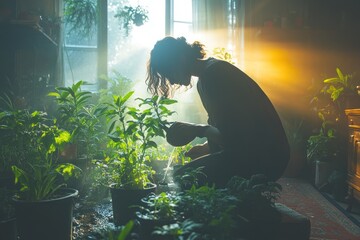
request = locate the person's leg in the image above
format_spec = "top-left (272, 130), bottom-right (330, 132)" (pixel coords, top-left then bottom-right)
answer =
top-left (173, 151), bottom-right (253, 188)
top-left (173, 152), bottom-right (225, 188)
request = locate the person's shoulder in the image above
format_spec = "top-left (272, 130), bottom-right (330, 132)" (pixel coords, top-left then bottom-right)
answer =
top-left (204, 58), bottom-right (243, 80)
top-left (203, 58), bottom-right (227, 74)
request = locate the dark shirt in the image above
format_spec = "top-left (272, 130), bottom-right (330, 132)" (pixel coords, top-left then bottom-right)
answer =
top-left (197, 58), bottom-right (289, 170)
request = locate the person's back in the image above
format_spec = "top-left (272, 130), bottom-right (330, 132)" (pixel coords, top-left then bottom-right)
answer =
top-left (197, 58), bottom-right (289, 181)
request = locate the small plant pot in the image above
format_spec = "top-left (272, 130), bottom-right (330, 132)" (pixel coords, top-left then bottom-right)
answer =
top-left (0, 217), bottom-right (17, 240)
top-left (110, 183), bottom-right (156, 226)
top-left (136, 215), bottom-right (175, 240)
top-left (315, 161), bottom-right (333, 188)
top-left (13, 188), bottom-right (78, 240)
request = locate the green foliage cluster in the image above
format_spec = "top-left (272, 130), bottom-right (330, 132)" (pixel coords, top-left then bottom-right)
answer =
top-left (306, 122), bottom-right (338, 164)
top-left (48, 80), bottom-right (107, 160)
top-left (64, 0), bottom-right (97, 37)
top-left (322, 68), bottom-right (359, 103)
top-left (307, 68), bottom-right (360, 164)
top-left (95, 91), bottom-right (177, 189)
top-left (0, 98), bottom-right (81, 201)
top-left (114, 5), bottom-right (149, 35)
top-left (212, 47), bottom-right (235, 65)
top-left (136, 174), bottom-right (282, 240)
top-left (137, 192), bottom-right (180, 221)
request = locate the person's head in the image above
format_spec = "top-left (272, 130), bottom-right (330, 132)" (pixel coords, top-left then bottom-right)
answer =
top-left (146, 36), bottom-right (206, 97)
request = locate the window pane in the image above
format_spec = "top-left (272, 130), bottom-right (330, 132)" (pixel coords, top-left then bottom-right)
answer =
top-left (64, 50), bottom-right (98, 91)
top-left (173, 0), bottom-right (192, 22)
top-left (108, 0), bottom-right (165, 90)
top-left (173, 22), bottom-right (193, 37)
top-left (64, 25), bottom-right (97, 47)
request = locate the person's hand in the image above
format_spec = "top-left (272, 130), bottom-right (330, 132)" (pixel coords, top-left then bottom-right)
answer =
top-left (166, 122), bottom-right (208, 146)
top-left (202, 125), bottom-right (223, 146)
top-left (185, 142), bottom-right (210, 159)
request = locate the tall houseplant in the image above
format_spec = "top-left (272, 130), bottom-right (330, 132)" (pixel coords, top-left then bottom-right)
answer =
top-left (48, 80), bottom-right (106, 162)
top-left (307, 67), bottom-right (359, 189)
top-left (96, 91), bottom-right (176, 225)
top-left (2, 107), bottom-right (81, 240)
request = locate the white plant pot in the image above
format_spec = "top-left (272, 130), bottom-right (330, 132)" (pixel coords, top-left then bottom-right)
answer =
top-left (315, 160), bottom-right (333, 188)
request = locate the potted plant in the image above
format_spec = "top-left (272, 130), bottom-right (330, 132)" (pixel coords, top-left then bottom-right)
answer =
top-left (0, 94), bottom-right (24, 189)
top-left (114, 5), bottom-right (149, 35)
top-left (5, 109), bottom-right (81, 240)
top-left (95, 91), bottom-right (176, 225)
top-left (48, 81), bottom-right (107, 161)
top-left (322, 67), bottom-right (360, 109)
top-left (307, 67), bottom-right (359, 188)
top-left (135, 191), bottom-right (181, 239)
top-left (139, 174), bottom-right (283, 239)
top-left (0, 188), bottom-right (16, 240)
top-left (306, 120), bottom-right (339, 188)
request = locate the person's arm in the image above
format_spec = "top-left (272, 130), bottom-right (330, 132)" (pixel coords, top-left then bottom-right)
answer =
top-left (199, 125), bottom-right (223, 146)
top-left (165, 122), bottom-right (223, 147)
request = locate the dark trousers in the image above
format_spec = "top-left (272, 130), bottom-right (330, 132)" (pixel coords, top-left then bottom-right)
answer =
top-left (173, 150), bottom-right (289, 188)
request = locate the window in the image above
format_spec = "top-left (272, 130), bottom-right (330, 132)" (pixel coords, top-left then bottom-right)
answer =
top-left (171, 0), bottom-right (193, 37)
top-left (63, 0), bottom-right (168, 91)
top-left (63, 0), bottom-right (196, 91)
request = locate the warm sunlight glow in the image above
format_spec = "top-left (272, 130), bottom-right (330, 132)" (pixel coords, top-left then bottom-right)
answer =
top-left (192, 26), bottom-right (359, 118)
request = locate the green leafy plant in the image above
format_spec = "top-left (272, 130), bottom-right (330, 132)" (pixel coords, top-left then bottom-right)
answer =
top-left (307, 69), bottom-right (357, 164)
top-left (140, 174), bottom-right (282, 239)
top-left (101, 220), bottom-right (135, 240)
top-left (48, 81), bottom-right (107, 160)
top-left (96, 91), bottom-right (177, 189)
top-left (307, 67), bottom-right (357, 192)
top-left (98, 71), bottom-right (134, 105)
top-left (0, 94), bottom-right (25, 176)
top-left (114, 5), bottom-right (149, 35)
top-left (2, 109), bottom-right (81, 201)
top-left (306, 122), bottom-right (338, 164)
top-left (137, 192), bottom-right (181, 221)
top-left (174, 166), bottom-right (207, 190)
top-left (171, 144), bottom-right (193, 166)
top-left (152, 219), bottom-right (202, 239)
top-left (212, 47), bottom-right (235, 64)
top-left (322, 67), bottom-right (359, 103)
top-left (64, 0), bottom-right (97, 37)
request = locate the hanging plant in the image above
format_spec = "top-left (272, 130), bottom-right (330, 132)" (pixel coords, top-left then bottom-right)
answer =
top-left (114, 5), bottom-right (149, 35)
top-left (64, 0), bottom-right (97, 37)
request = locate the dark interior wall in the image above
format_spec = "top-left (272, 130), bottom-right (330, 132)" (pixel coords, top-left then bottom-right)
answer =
top-left (0, 0), bottom-right (59, 109)
top-left (243, 0), bottom-right (360, 107)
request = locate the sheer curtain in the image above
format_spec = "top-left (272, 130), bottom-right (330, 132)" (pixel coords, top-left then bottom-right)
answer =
top-left (192, 0), bottom-right (245, 67)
